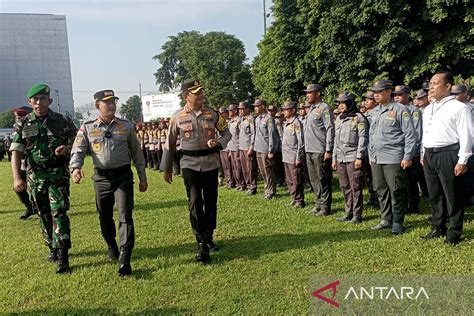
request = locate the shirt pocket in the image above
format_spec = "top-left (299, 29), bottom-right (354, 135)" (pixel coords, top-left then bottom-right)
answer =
top-left (180, 123), bottom-right (194, 141)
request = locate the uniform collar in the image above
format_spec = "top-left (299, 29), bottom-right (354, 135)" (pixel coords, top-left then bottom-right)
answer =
top-left (285, 116), bottom-right (296, 125)
top-left (96, 116), bottom-right (118, 126)
top-left (433, 95), bottom-right (455, 106)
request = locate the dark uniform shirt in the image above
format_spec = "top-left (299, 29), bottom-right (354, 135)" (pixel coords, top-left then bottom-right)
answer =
top-left (10, 110), bottom-right (77, 172)
top-left (282, 116), bottom-right (305, 164)
top-left (368, 102), bottom-right (416, 164)
top-left (303, 102), bottom-right (335, 153)
top-left (70, 117), bottom-right (147, 182)
top-left (160, 106), bottom-right (231, 172)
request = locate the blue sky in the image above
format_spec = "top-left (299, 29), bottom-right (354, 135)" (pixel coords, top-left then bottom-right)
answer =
top-left (1, 0), bottom-right (272, 110)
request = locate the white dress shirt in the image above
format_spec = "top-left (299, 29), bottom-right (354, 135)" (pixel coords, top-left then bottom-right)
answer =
top-left (422, 95), bottom-right (472, 164)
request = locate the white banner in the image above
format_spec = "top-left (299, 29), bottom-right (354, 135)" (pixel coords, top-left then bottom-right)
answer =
top-left (141, 93), bottom-right (181, 122)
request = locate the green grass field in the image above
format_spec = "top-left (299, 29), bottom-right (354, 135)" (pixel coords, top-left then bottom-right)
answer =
top-left (0, 159), bottom-right (472, 314)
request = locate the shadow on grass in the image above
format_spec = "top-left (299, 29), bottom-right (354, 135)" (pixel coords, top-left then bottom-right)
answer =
top-left (11, 306), bottom-right (190, 315)
top-left (135, 199), bottom-right (188, 211)
top-left (132, 229), bottom-right (385, 267)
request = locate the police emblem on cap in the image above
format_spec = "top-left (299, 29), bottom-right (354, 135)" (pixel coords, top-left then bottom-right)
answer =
top-left (45, 87), bottom-right (50, 93)
top-left (104, 91), bottom-right (113, 96)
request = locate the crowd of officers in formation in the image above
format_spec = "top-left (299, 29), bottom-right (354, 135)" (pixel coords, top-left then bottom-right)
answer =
top-left (8, 71), bottom-right (473, 276)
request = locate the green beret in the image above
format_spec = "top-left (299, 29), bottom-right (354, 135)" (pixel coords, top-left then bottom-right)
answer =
top-left (27, 84), bottom-right (50, 99)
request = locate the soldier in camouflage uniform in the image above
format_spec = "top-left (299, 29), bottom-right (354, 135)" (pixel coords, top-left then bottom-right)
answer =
top-left (10, 83), bottom-right (77, 273)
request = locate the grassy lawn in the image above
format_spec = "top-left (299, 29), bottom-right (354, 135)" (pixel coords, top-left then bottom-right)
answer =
top-left (0, 159), bottom-right (472, 314)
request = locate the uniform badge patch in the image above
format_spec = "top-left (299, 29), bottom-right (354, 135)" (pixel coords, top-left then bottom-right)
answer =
top-left (357, 122), bottom-right (365, 130)
top-left (402, 111), bottom-right (410, 121)
top-left (216, 114), bottom-right (228, 132)
top-left (92, 141), bottom-right (103, 153)
top-left (413, 111), bottom-right (420, 120)
top-left (74, 135), bottom-right (84, 146)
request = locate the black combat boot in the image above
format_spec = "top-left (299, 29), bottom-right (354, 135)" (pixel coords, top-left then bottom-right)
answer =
top-left (107, 241), bottom-right (120, 261)
top-left (118, 250), bottom-right (132, 277)
top-left (206, 231), bottom-right (219, 252)
top-left (19, 208), bottom-right (34, 220)
top-left (56, 248), bottom-right (70, 274)
top-left (47, 248), bottom-right (58, 263)
top-left (195, 234), bottom-right (210, 263)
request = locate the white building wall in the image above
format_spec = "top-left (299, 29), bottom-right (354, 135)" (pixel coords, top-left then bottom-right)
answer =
top-left (0, 13), bottom-right (74, 116)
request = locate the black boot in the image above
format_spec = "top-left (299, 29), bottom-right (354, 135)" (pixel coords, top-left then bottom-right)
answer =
top-left (107, 242), bottom-right (119, 261)
top-left (19, 208), bottom-right (34, 220)
top-left (195, 234), bottom-right (210, 263)
top-left (47, 248), bottom-right (58, 263)
top-left (56, 248), bottom-right (70, 274)
top-left (118, 251), bottom-right (132, 277)
top-left (207, 232), bottom-right (219, 252)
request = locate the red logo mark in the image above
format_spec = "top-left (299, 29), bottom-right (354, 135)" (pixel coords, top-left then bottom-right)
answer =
top-left (311, 280), bottom-right (340, 308)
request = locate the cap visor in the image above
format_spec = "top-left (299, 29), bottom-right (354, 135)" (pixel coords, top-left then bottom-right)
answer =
top-left (188, 86), bottom-right (203, 94)
top-left (102, 96), bottom-right (119, 101)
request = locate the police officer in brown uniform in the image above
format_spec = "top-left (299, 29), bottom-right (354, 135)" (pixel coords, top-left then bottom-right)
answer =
top-left (238, 101), bottom-right (258, 195)
top-left (70, 89), bottom-right (148, 276)
top-left (160, 79), bottom-right (231, 263)
top-left (252, 99), bottom-right (279, 200)
top-left (227, 103), bottom-right (245, 190)
top-left (281, 101), bottom-right (305, 208)
top-left (218, 106), bottom-right (234, 188)
top-left (332, 92), bottom-right (368, 223)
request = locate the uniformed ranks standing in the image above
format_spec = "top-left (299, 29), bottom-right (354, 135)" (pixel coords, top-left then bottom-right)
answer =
top-left (10, 83), bottom-right (77, 273)
top-left (332, 92), bottom-right (368, 223)
top-left (303, 84), bottom-right (335, 216)
top-left (252, 99), bottom-right (279, 200)
top-left (281, 101), bottom-right (305, 208)
top-left (238, 101), bottom-right (258, 195)
top-left (70, 90), bottom-right (148, 276)
top-left (369, 80), bottom-right (416, 235)
top-left (160, 79), bottom-right (231, 263)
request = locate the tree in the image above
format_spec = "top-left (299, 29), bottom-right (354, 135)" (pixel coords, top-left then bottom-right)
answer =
top-left (253, 0), bottom-right (473, 104)
top-left (120, 95), bottom-right (142, 123)
top-left (0, 110), bottom-right (15, 128)
top-left (153, 31), bottom-right (254, 107)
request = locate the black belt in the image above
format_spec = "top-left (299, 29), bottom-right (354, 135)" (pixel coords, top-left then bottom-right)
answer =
top-left (95, 164), bottom-right (131, 177)
top-left (425, 143), bottom-right (460, 153)
top-left (182, 148), bottom-right (218, 157)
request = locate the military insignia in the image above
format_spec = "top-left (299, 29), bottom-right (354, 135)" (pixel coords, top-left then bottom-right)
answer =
top-left (402, 111), bottom-right (410, 121)
top-left (74, 136), bottom-right (84, 146)
top-left (116, 123), bottom-right (124, 130)
top-left (216, 114), bottom-right (228, 132)
top-left (413, 111), bottom-right (420, 120)
top-left (92, 141), bottom-right (103, 153)
top-left (104, 91), bottom-right (113, 96)
top-left (184, 132), bottom-right (190, 138)
top-left (207, 130), bottom-right (213, 136)
top-left (357, 122), bottom-right (365, 130)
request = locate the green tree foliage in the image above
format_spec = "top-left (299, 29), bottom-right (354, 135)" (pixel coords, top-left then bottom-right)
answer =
top-left (120, 95), bottom-right (142, 123)
top-left (153, 31), bottom-right (254, 107)
top-left (253, 0), bottom-right (473, 104)
top-left (0, 110), bottom-right (15, 128)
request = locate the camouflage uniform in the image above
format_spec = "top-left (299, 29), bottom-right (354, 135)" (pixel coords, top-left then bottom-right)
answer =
top-left (10, 110), bottom-right (77, 250)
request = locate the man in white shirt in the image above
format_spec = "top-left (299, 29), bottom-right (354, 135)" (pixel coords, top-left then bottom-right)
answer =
top-left (421, 71), bottom-right (472, 245)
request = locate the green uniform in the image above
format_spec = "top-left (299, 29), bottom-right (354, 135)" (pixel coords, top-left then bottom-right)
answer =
top-left (10, 110), bottom-right (77, 249)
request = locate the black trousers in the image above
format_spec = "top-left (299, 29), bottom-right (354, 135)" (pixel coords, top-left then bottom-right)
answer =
top-left (93, 166), bottom-right (135, 259)
top-left (182, 168), bottom-right (218, 235)
top-left (423, 147), bottom-right (465, 238)
top-left (306, 152), bottom-right (333, 213)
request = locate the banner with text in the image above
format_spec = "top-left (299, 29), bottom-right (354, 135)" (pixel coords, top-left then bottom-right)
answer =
top-left (141, 93), bottom-right (181, 121)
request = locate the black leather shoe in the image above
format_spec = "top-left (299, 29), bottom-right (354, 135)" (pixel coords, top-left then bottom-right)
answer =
top-left (336, 215), bottom-right (352, 222)
top-left (56, 249), bottom-right (70, 274)
top-left (118, 263), bottom-right (132, 276)
top-left (47, 249), bottom-right (58, 263)
top-left (294, 202), bottom-right (306, 208)
top-left (246, 189), bottom-right (256, 196)
top-left (444, 236), bottom-right (461, 245)
top-left (421, 229), bottom-right (446, 240)
top-left (206, 233), bottom-right (219, 252)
